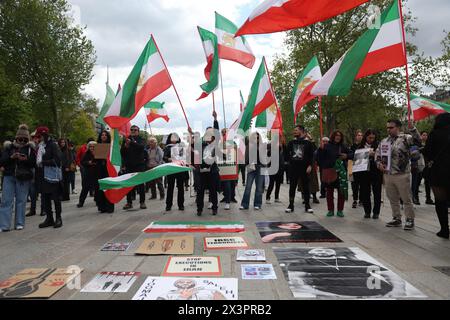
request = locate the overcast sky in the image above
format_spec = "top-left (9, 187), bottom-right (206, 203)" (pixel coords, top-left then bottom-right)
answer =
top-left (68, 0), bottom-right (449, 136)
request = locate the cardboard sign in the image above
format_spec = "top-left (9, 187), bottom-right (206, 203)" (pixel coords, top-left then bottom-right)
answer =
top-left (135, 236), bottom-right (194, 255)
top-left (162, 257), bottom-right (222, 277)
top-left (203, 237), bottom-right (249, 250)
top-left (81, 272), bottom-right (140, 293)
top-left (94, 143), bottom-right (110, 160)
top-left (101, 242), bottom-right (131, 252)
top-left (241, 264), bottom-right (277, 280)
top-left (237, 249), bottom-right (266, 262)
top-left (132, 277), bottom-right (238, 300)
top-left (0, 268), bottom-right (82, 299)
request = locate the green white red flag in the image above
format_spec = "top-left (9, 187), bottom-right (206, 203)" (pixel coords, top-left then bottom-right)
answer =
top-left (144, 102), bottom-right (169, 123)
top-left (97, 83), bottom-right (115, 126)
top-left (143, 221), bottom-right (245, 233)
top-left (312, 1), bottom-right (406, 96)
top-left (215, 12), bottom-right (255, 69)
top-left (256, 103), bottom-right (282, 134)
top-left (238, 58), bottom-right (276, 132)
top-left (197, 27), bottom-right (220, 101)
top-left (411, 94), bottom-right (450, 121)
top-left (292, 56), bottom-right (322, 123)
top-left (104, 36), bottom-right (172, 128)
top-left (235, 0), bottom-right (369, 36)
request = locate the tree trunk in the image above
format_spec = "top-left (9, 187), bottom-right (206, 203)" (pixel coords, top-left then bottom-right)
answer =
top-left (49, 90), bottom-right (59, 137)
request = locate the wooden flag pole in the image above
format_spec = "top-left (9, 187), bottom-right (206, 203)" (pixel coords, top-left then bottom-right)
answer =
top-left (212, 92), bottom-right (216, 113)
top-left (219, 63), bottom-right (227, 128)
top-left (397, 0), bottom-right (412, 126)
top-left (318, 96), bottom-right (324, 140)
top-left (151, 34), bottom-right (191, 130)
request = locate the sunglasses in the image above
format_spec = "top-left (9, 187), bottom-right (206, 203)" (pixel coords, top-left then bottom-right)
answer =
top-left (131, 129), bottom-right (139, 132)
top-left (17, 138), bottom-right (28, 143)
top-left (387, 127), bottom-right (395, 129)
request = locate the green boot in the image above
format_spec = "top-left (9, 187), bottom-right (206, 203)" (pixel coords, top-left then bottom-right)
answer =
top-left (337, 211), bottom-right (345, 217)
top-left (326, 211), bottom-right (334, 217)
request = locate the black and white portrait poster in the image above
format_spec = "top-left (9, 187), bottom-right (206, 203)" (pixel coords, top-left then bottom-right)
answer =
top-left (274, 247), bottom-right (425, 299)
top-left (256, 221), bottom-right (342, 243)
top-left (132, 277), bottom-right (238, 300)
top-left (352, 148), bottom-right (370, 173)
top-left (81, 272), bottom-right (140, 293)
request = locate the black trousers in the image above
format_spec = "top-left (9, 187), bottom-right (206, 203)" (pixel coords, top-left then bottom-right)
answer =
top-left (79, 176), bottom-right (98, 205)
top-left (127, 184), bottom-right (145, 204)
top-left (239, 164), bottom-right (246, 184)
top-left (351, 179), bottom-right (361, 202)
top-left (166, 173), bottom-right (185, 208)
top-left (288, 165), bottom-right (310, 206)
top-left (356, 172), bottom-right (382, 216)
top-left (432, 186), bottom-right (449, 232)
top-left (196, 171), bottom-right (218, 212)
top-left (43, 191), bottom-right (61, 218)
top-left (267, 174), bottom-right (282, 200)
top-left (61, 171), bottom-right (71, 201)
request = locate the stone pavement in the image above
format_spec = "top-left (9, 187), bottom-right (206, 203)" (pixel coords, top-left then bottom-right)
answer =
top-left (0, 175), bottom-right (449, 300)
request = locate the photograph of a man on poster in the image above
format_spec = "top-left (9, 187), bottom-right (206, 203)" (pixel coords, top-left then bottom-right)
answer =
top-left (274, 247), bottom-right (425, 299)
top-left (256, 221), bottom-right (342, 243)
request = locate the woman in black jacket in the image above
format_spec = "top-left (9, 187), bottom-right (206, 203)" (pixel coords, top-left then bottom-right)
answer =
top-left (58, 138), bottom-right (72, 201)
top-left (95, 131), bottom-right (114, 213)
top-left (422, 113), bottom-right (450, 239)
top-left (353, 129), bottom-right (383, 219)
top-left (36, 127), bottom-right (63, 229)
top-left (77, 141), bottom-right (98, 208)
top-left (163, 133), bottom-right (185, 211)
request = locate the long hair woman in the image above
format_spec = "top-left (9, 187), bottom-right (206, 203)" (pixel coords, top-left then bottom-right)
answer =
top-left (95, 130), bottom-right (114, 213)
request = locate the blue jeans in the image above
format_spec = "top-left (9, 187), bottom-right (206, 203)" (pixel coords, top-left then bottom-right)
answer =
top-left (241, 166), bottom-right (264, 208)
top-left (0, 176), bottom-right (31, 230)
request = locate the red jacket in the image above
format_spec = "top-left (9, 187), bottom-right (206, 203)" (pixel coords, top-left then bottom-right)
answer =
top-left (76, 144), bottom-right (88, 167)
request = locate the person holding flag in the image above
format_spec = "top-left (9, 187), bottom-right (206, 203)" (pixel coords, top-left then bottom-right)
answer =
top-left (95, 130), bottom-right (114, 213)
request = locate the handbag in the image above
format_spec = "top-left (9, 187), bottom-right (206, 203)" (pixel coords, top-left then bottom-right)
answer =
top-left (322, 168), bottom-right (338, 184)
top-left (69, 162), bottom-right (77, 172)
top-left (14, 148), bottom-right (33, 181)
top-left (44, 160), bottom-right (62, 183)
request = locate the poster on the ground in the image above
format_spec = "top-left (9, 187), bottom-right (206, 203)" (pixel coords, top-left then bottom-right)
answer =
top-left (132, 277), bottom-right (238, 300)
top-left (0, 268), bottom-right (82, 299)
top-left (162, 256), bottom-right (222, 277)
top-left (274, 247), bottom-right (426, 299)
top-left (256, 221), bottom-right (342, 243)
top-left (237, 249), bottom-right (266, 262)
top-left (81, 272), bottom-right (140, 293)
top-left (352, 148), bottom-right (371, 173)
top-left (135, 236), bottom-right (194, 255)
top-left (101, 242), bottom-right (131, 252)
top-left (241, 264), bottom-right (277, 280)
top-left (143, 221), bottom-right (245, 233)
top-left (204, 236), bottom-right (248, 250)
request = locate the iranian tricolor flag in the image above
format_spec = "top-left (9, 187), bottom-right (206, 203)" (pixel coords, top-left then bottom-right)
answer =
top-left (144, 102), bottom-right (169, 123)
top-left (215, 12), bottom-right (255, 69)
top-left (197, 27), bottom-right (219, 101)
top-left (104, 36), bottom-right (172, 128)
top-left (292, 56), bottom-right (322, 123)
top-left (238, 58), bottom-right (276, 132)
top-left (312, 1), bottom-right (406, 96)
top-left (104, 128), bottom-right (134, 204)
top-left (100, 164), bottom-right (192, 204)
top-left (256, 103), bottom-right (282, 134)
top-left (97, 83), bottom-right (115, 126)
top-left (411, 94), bottom-right (450, 121)
top-left (143, 221), bottom-right (245, 233)
top-left (235, 0), bottom-right (369, 36)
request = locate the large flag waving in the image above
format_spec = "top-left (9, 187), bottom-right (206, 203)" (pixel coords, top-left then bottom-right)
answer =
top-left (312, 1), bottom-right (406, 96)
top-left (197, 27), bottom-right (220, 101)
top-left (411, 94), bottom-right (450, 121)
top-left (144, 102), bottom-right (169, 123)
top-left (255, 103), bottom-right (283, 134)
top-left (97, 83), bottom-right (115, 126)
top-left (104, 37), bottom-right (172, 128)
top-left (215, 12), bottom-right (255, 69)
top-left (238, 58), bottom-right (276, 132)
top-left (292, 56), bottom-right (322, 123)
top-left (235, 0), bottom-right (369, 36)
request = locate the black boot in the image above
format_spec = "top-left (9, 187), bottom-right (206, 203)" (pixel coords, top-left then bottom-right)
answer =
top-left (26, 209), bottom-right (36, 217)
top-left (436, 201), bottom-right (449, 239)
top-left (39, 213), bottom-right (54, 228)
top-left (54, 213), bottom-right (63, 228)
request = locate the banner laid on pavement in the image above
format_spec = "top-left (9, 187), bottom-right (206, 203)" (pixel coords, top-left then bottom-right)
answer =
top-left (162, 256), bottom-right (222, 277)
top-left (101, 242), bottom-right (132, 252)
top-left (241, 264), bottom-right (277, 280)
top-left (256, 221), bottom-right (342, 243)
top-left (274, 247), bottom-right (426, 299)
top-left (81, 272), bottom-right (140, 293)
top-left (143, 221), bottom-right (245, 233)
top-left (237, 249), bottom-right (266, 262)
top-left (135, 236), bottom-right (194, 255)
top-left (203, 236), bottom-right (249, 250)
top-left (132, 277), bottom-right (238, 300)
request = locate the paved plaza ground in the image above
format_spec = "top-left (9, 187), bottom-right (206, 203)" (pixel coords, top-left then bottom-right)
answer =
top-left (0, 175), bottom-right (449, 300)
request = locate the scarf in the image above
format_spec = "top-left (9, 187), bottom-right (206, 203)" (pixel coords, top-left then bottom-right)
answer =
top-left (36, 142), bottom-right (46, 167)
top-left (334, 159), bottom-right (348, 200)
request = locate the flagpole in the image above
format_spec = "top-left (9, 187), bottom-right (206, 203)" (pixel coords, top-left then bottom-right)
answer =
top-left (212, 92), bottom-right (216, 113)
top-left (318, 96), bottom-right (324, 140)
top-left (263, 57), bottom-right (283, 139)
top-left (151, 34), bottom-right (191, 130)
top-left (219, 63), bottom-right (227, 128)
top-left (397, 0), bottom-right (412, 126)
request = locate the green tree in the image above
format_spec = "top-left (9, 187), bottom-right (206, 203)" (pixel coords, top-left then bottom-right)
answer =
top-left (67, 110), bottom-right (96, 146)
top-left (0, 0), bottom-right (96, 137)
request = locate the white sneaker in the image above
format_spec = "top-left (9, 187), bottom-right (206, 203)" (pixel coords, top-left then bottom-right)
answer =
top-left (306, 208), bottom-right (314, 214)
top-left (15, 226), bottom-right (24, 230)
top-left (254, 207), bottom-right (261, 210)
top-left (72, 189), bottom-right (77, 194)
top-left (208, 202), bottom-right (213, 209)
top-left (239, 206), bottom-right (247, 210)
top-left (224, 204), bottom-right (230, 210)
